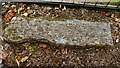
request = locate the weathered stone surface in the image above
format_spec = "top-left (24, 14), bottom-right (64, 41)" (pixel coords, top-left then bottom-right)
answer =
top-left (0, 18), bottom-right (3, 65)
top-left (3, 16), bottom-right (113, 46)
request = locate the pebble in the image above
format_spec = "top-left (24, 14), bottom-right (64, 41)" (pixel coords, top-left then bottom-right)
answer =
top-left (11, 5), bottom-right (16, 8)
top-left (4, 5), bottom-right (9, 8)
top-left (22, 13), bottom-right (28, 17)
top-left (45, 7), bottom-right (52, 10)
top-left (2, 3), bottom-right (5, 6)
top-left (27, 7), bottom-right (30, 9)
top-left (62, 6), bottom-right (66, 10)
top-left (55, 7), bottom-right (59, 10)
top-left (116, 39), bottom-right (119, 43)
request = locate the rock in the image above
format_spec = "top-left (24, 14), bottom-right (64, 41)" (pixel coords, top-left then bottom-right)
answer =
top-left (2, 3), bottom-right (5, 6)
top-left (62, 6), bottom-right (66, 10)
top-left (116, 39), bottom-right (119, 43)
top-left (11, 5), bottom-right (16, 8)
top-left (4, 5), bottom-right (9, 8)
top-left (27, 7), bottom-right (30, 9)
top-left (22, 13), bottom-right (28, 17)
top-left (3, 17), bottom-right (114, 46)
top-left (55, 7), bottom-right (59, 10)
top-left (44, 7), bottom-right (52, 10)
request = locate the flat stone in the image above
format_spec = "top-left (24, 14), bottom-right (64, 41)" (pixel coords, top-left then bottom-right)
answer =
top-left (3, 16), bottom-right (113, 46)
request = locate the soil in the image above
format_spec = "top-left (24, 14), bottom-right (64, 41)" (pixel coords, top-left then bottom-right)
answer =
top-left (2, 41), bottom-right (120, 67)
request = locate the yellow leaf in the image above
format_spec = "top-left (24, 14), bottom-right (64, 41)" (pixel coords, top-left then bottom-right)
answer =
top-left (20, 56), bottom-right (29, 63)
top-left (15, 57), bottom-right (20, 67)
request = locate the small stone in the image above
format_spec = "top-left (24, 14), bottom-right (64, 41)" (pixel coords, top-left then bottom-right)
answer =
top-left (4, 5), bottom-right (9, 8)
top-left (62, 6), bottom-right (66, 10)
top-left (2, 3), bottom-right (5, 6)
top-left (116, 39), bottom-right (119, 43)
top-left (94, 41), bottom-right (100, 44)
top-left (55, 7), bottom-right (59, 10)
top-left (11, 5), bottom-right (16, 8)
top-left (22, 13), bottom-right (28, 17)
top-left (45, 7), bottom-right (52, 10)
top-left (27, 7), bottom-right (30, 9)
top-left (27, 10), bottom-right (33, 14)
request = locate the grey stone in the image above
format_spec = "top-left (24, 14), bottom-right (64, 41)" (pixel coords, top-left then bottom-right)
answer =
top-left (3, 16), bottom-right (113, 46)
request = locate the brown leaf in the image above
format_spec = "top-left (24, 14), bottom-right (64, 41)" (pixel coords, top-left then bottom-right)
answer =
top-left (61, 49), bottom-right (67, 55)
top-left (39, 44), bottom-right (47, 48)
top-left (3, 9), bottom-right (15, 22)
top-left (2, 51), bottom-right (9, 58)
top-left (27, 9), bottom-right (33, 14)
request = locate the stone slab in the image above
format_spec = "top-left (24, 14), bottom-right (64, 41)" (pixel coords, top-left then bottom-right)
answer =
top-left (3, 16), bottom-right (113, 46)
top-left (0, 0), bottom-right (119, 2)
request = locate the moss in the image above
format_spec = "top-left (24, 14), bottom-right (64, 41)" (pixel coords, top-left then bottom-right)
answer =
top-left (109, 2), bottom-right (120, 6)
top-left (13, 35), bottom-right (22, 40)
top-left (93, 44), bottom-right (111, 49)
top-left (4, 28), bottom-right (16, 38)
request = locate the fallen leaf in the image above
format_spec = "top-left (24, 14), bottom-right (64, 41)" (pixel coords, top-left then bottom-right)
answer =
top-left (0, 59), bottom-right (2, 64)
top-left (20, 53), bottom-right (31, 63)
top-left (27, 9), bottom-right (33, 14)
top-left (20, 56), bottom-right (29, 63)
top-left (111, 14), bottom-right (115, 18)
top-left (3, 9), bottom-right (15, 22)
top-left (15, 56), bottom-right (20, 67)
top-left (39, 44), bottom-right (47, 48)
top-left (2, 51), bottom-right (9, 58)
top-left (61, 49), bottom-right (67, 55)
